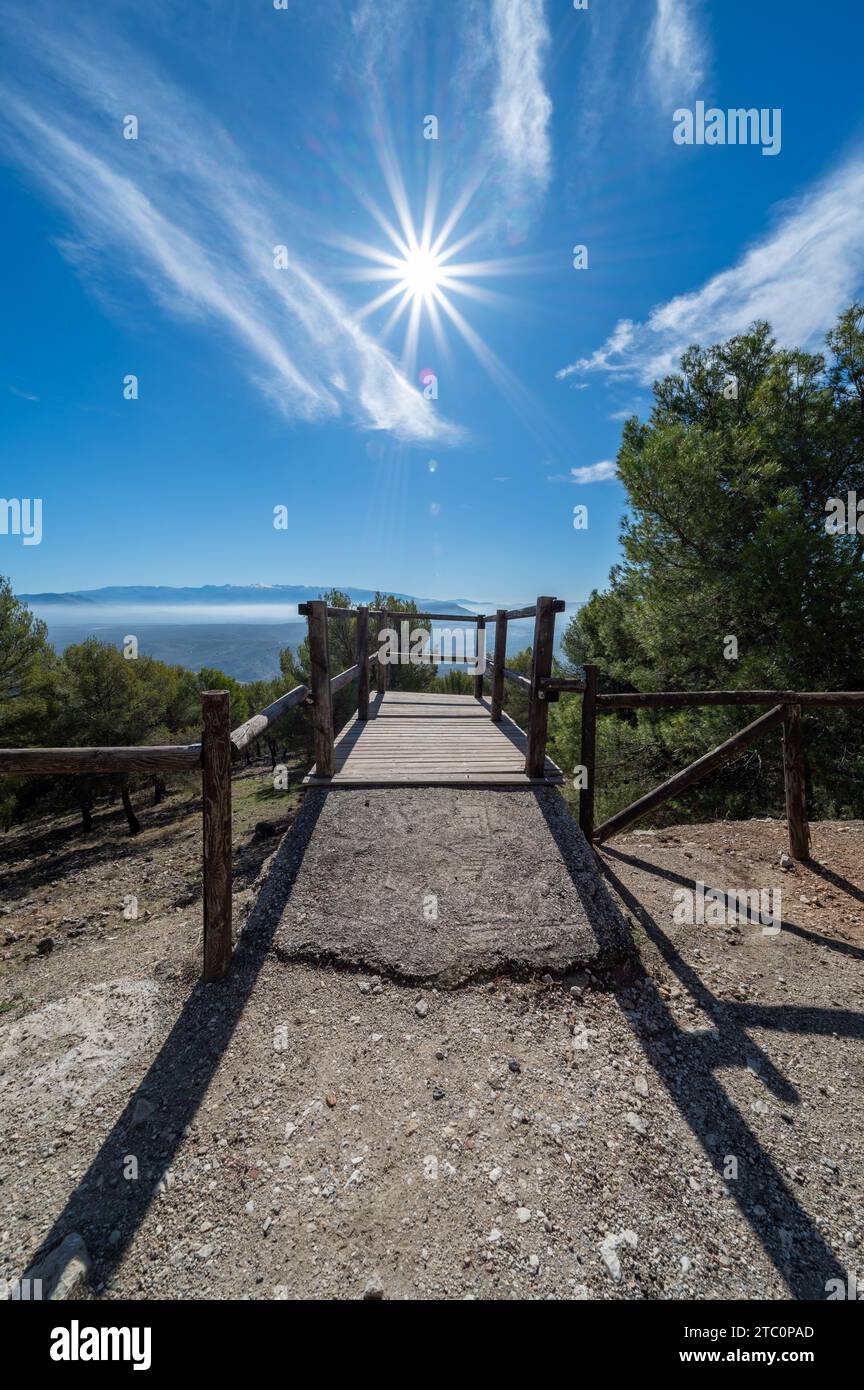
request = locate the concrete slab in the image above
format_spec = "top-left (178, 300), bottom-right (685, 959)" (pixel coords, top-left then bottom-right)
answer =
top-left (269, 787), bottom-right (633, 986)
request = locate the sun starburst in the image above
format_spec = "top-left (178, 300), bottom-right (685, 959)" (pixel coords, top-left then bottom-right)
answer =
top-left (332, 163), bottom-right (521, 376)
top-left (397, 246), bottom-right (444, 303)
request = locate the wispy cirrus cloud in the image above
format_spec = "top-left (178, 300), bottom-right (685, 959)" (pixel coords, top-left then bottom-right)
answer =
top-left (350, 0), bottom-right (419, 89)
top-left (488, 0), bottom-right (553, 203)
top-left (556, 155), bottom-right (864, 386)
top-left (349, 0), bottom-right (552, 234)
top-left (0, 9), bottom-right (461, 445)
top-left (646, 0), bottom-right (708, 107)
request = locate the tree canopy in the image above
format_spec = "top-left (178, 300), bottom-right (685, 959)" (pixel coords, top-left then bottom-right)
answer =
top-left (553, 305), bottom-right (864, 824)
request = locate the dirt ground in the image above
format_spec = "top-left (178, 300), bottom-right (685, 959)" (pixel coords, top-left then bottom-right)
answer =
top-left (1, 769), bottom-right (862, 1301)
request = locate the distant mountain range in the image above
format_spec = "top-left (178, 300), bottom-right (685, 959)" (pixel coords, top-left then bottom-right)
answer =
top-left (16, 584), bottom-right (485, 611)
top-left (17, 584), bottom-right (577, 683)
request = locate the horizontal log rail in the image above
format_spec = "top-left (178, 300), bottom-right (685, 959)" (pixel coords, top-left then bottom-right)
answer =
top-left (330, 663), bottom-right (361, 694)
top-left (592, 704), bottom-right (786, 845)
top-left (501, 666), bottom-right (532, 692)
top-left (482, 600), bottom-right (566, 623)
top-left (0, 744), bottom-right (202, 775)
top-left (299, 599), bottom-right (568, 625)
top-left (230, 682), bottom-right (310, 754)
top-left (299, 603), bottom-right (482, 623)
top-left (382, 611), bottom-right (480, 623)
top-left (594, 690), bottom-right (864, 710)
top-left (541, 677), bottom-right (585, 695)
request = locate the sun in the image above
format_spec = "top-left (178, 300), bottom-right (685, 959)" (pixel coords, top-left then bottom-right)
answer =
top-left (398, 246), bottom-right (444, 303)
top-left (332, 160), bottom-right (533, 377)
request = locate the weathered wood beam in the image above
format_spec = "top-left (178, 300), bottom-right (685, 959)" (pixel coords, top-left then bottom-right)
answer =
top-left (356, 606), bottom-right (370, 721)
top-left (202, 691), bottom-right (232, 982)
top-left (230, 684), bottom-right (309, 754)
top-left (542, 678), bottom-right (586, 694)
top-left (394, 611), bottom-right (481, 623)
top-left (299, 604), bottom-right (481, 623)
top-left (596, 690), bottom-right (864, 710)
top-left (782, 703), bottom-right (810, 860)
top-left (482, 600), bottom-right (566, 622)
top-left (0, 745), bottom-right (202, 775)
top-left (330, 663), bottom-right (361, 694)
top-left (579, 664), bottom-right (598, 843)
top-left (376, 610), bottom-right (389, 695)
top-left (594, 704), bottom-right (785, 845)
top-left (307, 599), bottom-right (334, 778)
top-left (473, 615), bottom-right (486, 701)
top-left (525, 596), bottom-right (556, 778)
top-left (491, 609), bottom-right (507, 722)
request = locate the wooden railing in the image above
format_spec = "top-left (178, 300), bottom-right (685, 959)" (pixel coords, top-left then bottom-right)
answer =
top-left (0, 597), bottom-right (572, 985)
top-left (3, 596), bottom-right (862, 982)
top-left (552, 667), bottom-right (864, 857)
top-left (298, 595), bottom-right (568, 780)
top-left (0, 694), bottom-right (233, 979)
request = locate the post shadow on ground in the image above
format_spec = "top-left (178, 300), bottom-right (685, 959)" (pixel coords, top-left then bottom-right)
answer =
top-left (603, 846), bottom-right (864, 964)
top-left (22, 788), bottom-right (330, 1296)
top-left (531, 790), bottom-right (854, 1296)
top-left (592, 847), bottom-right (857, 1299)
top-left (807, 859), bottom-right (864, 908)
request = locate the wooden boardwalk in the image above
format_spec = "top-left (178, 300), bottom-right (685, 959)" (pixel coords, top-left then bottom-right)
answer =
top-left (304, 690), bottom-right (565, 786)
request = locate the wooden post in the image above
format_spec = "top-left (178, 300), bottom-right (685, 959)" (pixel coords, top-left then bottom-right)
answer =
top-left (356, 606), bottom-right (369, 720)
top-left (525, 596), bottom-right (556, 778)
top-left (782, 702), bottom-right (810, 859)
top-left (307, 600), bottom-right (334, 777)
top-left (202, 691), bottom-right (232, 982)
top-left (474, 616), bottom-right (486, 701)
top-left (491, 609), bottom-right (507, 722)
top-left (376, 610), bottom-right (389, 695)
top-left (579, 664), bottom-right (598, 842)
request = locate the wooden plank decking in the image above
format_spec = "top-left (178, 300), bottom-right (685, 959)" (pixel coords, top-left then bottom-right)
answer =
top-left (304, 690), bottom-right (565, 786)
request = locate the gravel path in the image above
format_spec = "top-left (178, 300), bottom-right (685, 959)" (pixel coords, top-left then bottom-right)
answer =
top-left (2, 793), bottom-right (862, 1301)
top-left (271, 787), bottom-right (632, 984)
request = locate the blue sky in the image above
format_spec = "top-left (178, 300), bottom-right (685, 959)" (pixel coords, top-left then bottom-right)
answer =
top-left (2, 0), bottom-right (863, 605)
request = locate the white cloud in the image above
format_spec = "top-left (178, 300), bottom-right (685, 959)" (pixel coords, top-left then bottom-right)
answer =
top-left (570, 461), bottom-right (618, 484)
top-left (557, 321), bottom-right (635, 381)
top-left (556, 155), bottom-right (864, 386)
top-left (489, 0), bottom-right (553, 201)
top-left (646, 0), bottom-right (707, 106)
top-left (0, 17), bottom-right (460, 446)
top-left (547, 461), bottom-right (618, 484)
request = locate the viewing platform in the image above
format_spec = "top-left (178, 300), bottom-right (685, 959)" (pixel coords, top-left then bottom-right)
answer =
top-left (303, 690), bottom-right (565, 787)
